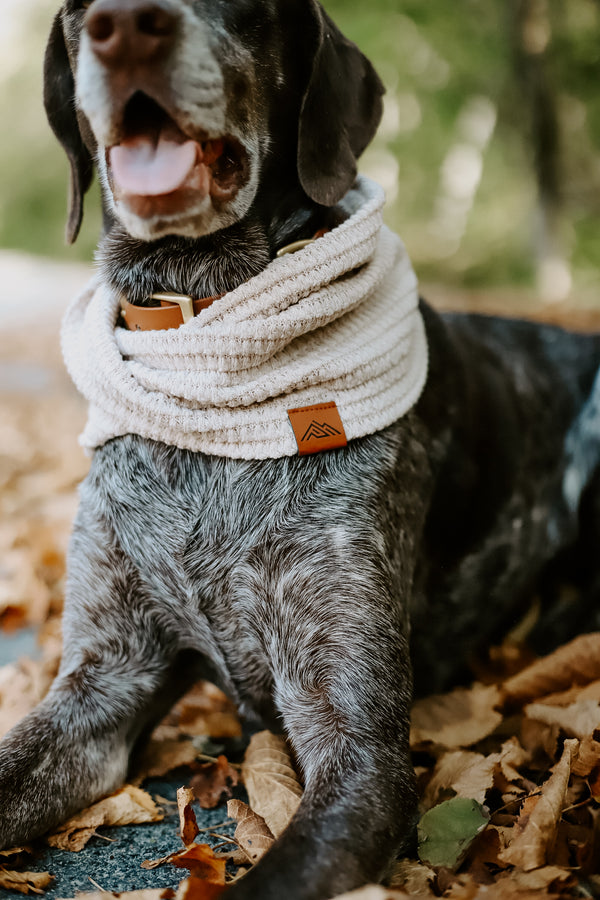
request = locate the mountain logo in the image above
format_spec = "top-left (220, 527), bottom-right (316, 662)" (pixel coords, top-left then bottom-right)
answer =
top-left (301, 420), bottom-right (342, 443)
top-left (288, 401), bottom-right (348, 455)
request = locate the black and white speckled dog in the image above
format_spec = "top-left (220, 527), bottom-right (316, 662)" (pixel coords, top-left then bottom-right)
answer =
top-left (1, 1), bottom-right (600, 898)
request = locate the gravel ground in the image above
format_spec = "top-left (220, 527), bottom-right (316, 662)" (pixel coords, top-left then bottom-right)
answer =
top-left (4, 784), bottom-right (239, 900)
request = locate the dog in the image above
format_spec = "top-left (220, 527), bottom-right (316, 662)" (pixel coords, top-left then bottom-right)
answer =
top-left (1, 2), bottom-right (599, 898)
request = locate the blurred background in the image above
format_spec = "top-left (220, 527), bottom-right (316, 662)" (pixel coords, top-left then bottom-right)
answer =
top-left (0, 0), bottom-right (599, 659)
top-left (0, 0), bottom-right (598, 308)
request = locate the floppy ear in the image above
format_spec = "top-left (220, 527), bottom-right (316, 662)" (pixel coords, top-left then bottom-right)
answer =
top-left (297, 4), bottom-right (385, 207)
top-left (43, 12), bottom-right (93, 244)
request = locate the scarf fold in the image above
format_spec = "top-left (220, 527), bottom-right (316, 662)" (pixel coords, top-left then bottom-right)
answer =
top-left (62, 176), bottom-right (428, 459)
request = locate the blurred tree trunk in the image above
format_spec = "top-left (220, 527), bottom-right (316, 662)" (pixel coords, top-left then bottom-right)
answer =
top-left (509, 0), bottom-right (570, 300)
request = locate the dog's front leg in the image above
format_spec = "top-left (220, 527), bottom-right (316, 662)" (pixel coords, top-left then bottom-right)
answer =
top-left (0, 514), bottom-right (189, 849)
top-left (229, 565), bottom-right (417, 900)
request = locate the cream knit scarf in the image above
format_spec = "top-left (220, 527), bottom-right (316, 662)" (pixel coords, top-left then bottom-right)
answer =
top-left (62, 176), bottom-right (428, 460)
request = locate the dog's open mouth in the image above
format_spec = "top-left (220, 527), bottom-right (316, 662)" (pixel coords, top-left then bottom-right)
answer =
top-left (107, 92), bottom-right (249, 215)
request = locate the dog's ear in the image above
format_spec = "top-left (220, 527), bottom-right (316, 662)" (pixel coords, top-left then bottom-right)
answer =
top-left (297, 4), bottom-right (385, 207)
top-left (44, 12), bottom-right (93, 244)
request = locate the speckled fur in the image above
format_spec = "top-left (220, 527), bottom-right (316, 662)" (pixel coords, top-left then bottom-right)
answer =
top-left (1, 2), bottom-right (600, 898)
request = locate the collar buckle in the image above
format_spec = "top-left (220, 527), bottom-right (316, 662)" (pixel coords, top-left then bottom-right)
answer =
top-left (150, 292), bottom-right (195, 324)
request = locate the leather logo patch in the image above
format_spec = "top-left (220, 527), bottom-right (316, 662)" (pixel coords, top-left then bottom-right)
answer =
top-left (288, 402), bottom-right (348, 455)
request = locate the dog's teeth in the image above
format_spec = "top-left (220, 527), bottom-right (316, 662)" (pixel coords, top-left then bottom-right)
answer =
top-left (110, 137), bottom-right (199, 197)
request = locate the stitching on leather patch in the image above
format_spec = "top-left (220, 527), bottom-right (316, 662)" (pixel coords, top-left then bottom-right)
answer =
top-left (288, 402), bottom-right (348, 455)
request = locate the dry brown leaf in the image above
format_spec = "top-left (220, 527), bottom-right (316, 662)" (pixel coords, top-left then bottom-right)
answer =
top-left (571, 736), bottom-right (600, 776)
top-left (525, 698), bottom-right (600, 740)
top-left (423, 750), bottom-right (495, 809)
top-left (501, 633), bottom-right (600, 707)
top-left (169, 844), bottom-right (227, 881)
top-left (175, 876), bottom-right (228, 900)
top-left (535, 678), bottom-right (600, 707)
top-left (190, 755), bottom-right (240, 809)
top-left (389, 858), bottom-right (436, 895)
top-left (178, 787), bottom-right (200, 846)
top-left (47, 785), bottom-right (163, 851)
top-left (498, 738), bottom-right (578, 870)
top-left (133, 738), bottom-right (200, 784)
top-left (496, 865), bottom-right (575, 891)
top-left (172, 682), bottom-right (241, 739)
top-left (143, 842), bottom-right (227, 880)
top-left (241, 731), bottom-right (303, 838)
top-left (493, 737), bottom-right (531, 793)
top-left (328, 888), bottom-right (412, 899)
top-left (0, 658), bottom-right (50, 739)
top-left (444, 875), bottom-right (563, 900)
top-left (227, 798), bottom-right (274, 864)
top-left (0, 846), bottom-right (33, 860)
top-left (0, 868), bottom-right (54, 895)
top-left (410, 684), bottom-right (502, 749)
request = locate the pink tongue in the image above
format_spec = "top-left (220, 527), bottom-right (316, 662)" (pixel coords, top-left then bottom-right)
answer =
top-left (110, 137), bottom-right (199, 196)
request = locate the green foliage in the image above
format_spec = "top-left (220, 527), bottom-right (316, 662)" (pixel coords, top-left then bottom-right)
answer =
top-left (417, 797), bottom-right (489, 869)
top-left (0, 0), bottom-right (598, 300)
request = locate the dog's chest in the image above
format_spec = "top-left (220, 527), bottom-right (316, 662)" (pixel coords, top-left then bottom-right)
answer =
top-left (84, 431), bottom-right (423, 720)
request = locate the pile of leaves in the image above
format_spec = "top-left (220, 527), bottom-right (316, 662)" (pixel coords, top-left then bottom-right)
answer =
top-left (1, 329), bottom-right (600, 899)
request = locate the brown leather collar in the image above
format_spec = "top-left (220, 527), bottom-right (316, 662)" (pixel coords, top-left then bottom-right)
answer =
top-left (121, 292), bottom-right (222, 332)
top-left (120, 229), bottom-right (329, 332)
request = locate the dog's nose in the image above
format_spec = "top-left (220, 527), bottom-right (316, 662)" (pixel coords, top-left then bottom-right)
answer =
top-left (86, 0), bottom-right (177, 68)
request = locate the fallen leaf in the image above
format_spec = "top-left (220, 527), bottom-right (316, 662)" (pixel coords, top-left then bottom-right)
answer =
top-left (501, 633), bottom-right (600, 707)
top-left (176, 877), bottom-right (228, 900)
top-left (417, 798), bottom-right (489, 869)
top-left (143, 843), bottom-right (227, 881)
top-left (227, 798), bottom-right (274, 863)
top-left (170, 844), bottom-right (227, 882)
top-left (327, 886), bottom-right (413, 899)
top-left (535, 678), bottom-right (600, 707)
top-left (525, 698), bottom-right (600, 740)
top-left (190, 755), bottom-right (240, 809)
top-left (443, 875), bottom-right (563, 899)
top-left (493, 737), bottom-right (532, 794)
top-left (423, 751), bottom-right (495, 809)
top-left (0, 869), bottom-right (54, 895)
top-left (46, 785), bottom-right (164, 851)
top-left (572, 736), bottom-right (600, 776)
top-left (0, 658), bottom-right (51, 739)
top-left (501, 864), bottom-right (576, 891)
top-left (498, 738), bottom-right (578, 870)
top-left (0, 847), bottom-right (33, 860)
top-left (389, 858), bottom-right (436, 895)
top-left (241, 731), bottom-right (302, 838)
top-left (133, 738), bottom-right (200, 784)
top-left (410, 684), bottom-right (502, 749)
top-left (178, 787), bottom-right (200, 846)
top-left (172, 683), bottom-right (241, 739)
top-left (463, 825), bottom-right (509, 880)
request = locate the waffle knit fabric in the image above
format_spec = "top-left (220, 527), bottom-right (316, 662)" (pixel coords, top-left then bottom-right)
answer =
top-left (61, 176), bottom-right (428, 459)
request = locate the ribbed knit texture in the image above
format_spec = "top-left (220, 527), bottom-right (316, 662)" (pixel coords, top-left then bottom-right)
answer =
top-left (62, 176), bottom-right (428, 459)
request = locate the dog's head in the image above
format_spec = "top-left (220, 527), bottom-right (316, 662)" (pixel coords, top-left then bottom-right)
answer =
top-left (44, 0), bottom-right (384, 244)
